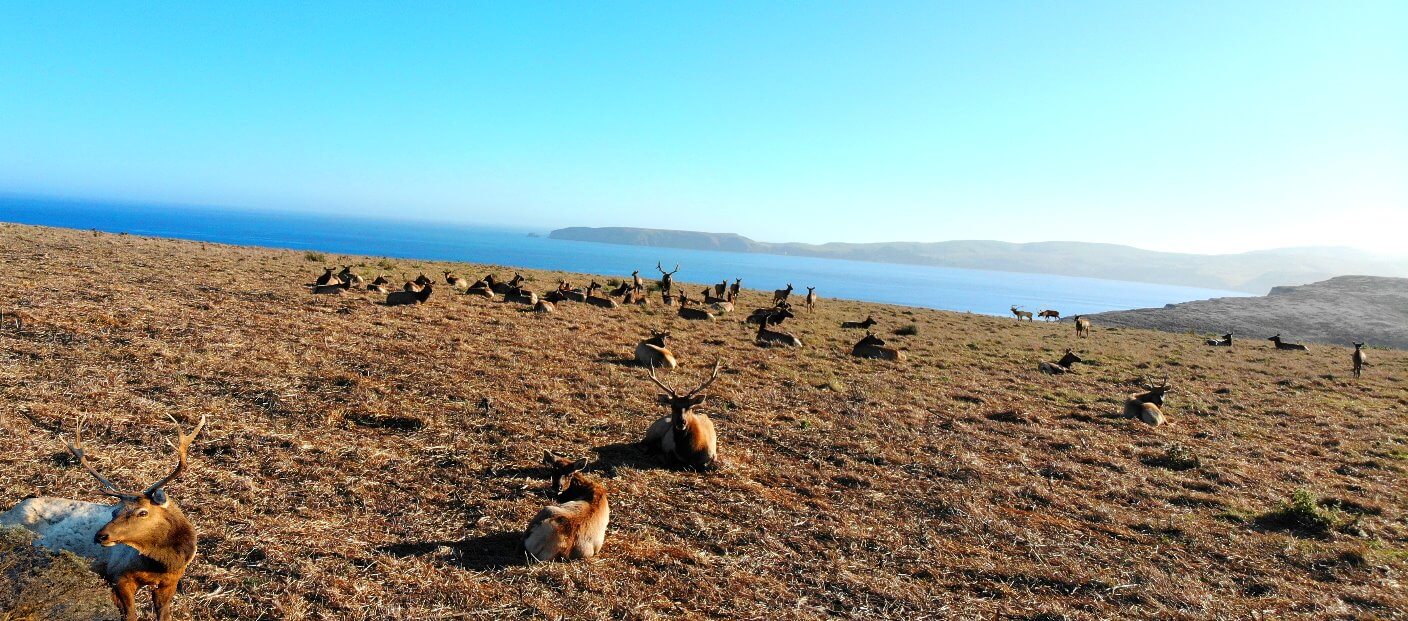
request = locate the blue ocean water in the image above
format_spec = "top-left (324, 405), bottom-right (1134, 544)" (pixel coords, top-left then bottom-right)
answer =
top-left (0, 196), bottom-right (1246, 315)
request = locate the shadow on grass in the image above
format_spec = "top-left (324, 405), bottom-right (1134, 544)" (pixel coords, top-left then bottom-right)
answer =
top-left (377, 531), bottom-right (524, 571)
top-left (593, 440), bottom-right (667, 471)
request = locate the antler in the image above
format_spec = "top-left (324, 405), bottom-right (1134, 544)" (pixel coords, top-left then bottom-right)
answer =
top-left (685, 359), bottom-right (724, 397)
top-left (646, 362), bottom-right (677, 398)
top-left (63, 417), bottom-right (137, 499)
top-left (142, 414), bottom-right (207, 495)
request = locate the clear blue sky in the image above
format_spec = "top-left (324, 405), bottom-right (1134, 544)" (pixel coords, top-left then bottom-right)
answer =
top-left (2, 2), bottom-right (1404, 255)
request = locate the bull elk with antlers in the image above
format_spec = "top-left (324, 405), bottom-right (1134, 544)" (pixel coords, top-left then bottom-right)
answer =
top-left (1, 415), bottom-right (207, 621)
top-left (656, 262), bottom-right (680, 294)
top-left (642, 360), bottom-right (723, 470)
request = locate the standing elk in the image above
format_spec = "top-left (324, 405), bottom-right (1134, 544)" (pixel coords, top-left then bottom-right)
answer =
top-left (642, 360), bottom-right (722, 470)
top-left (635, 330), bottom-right (677, 369)
top-left (755, 320), bottom-right (802, 347)
top-left (656, 262), bottom-right (680, 294)
top-left (1038, 309), bottom-right (1060, 321)
top-left (1038, 349), bottom-right (1083, 375)
top-left (632, 270), bottom-right (645, 290)
top-left (729, 278), bottom-right (741, 299)
top-left (1, 415), bottom-right (207, 621)
top-left (773, 284), bottom-right (794, 305)
top-left (851, 332), bottom-right (904, 360)
top-left (714, 280), bottom-right (728, 298)
top-left (523, 451), bottom-right (610, 562)
top-left (1074, 315), bottom-right (1091, 338)
top-left (841, 315), bottom-right (877, 330)
top-left (386, 283), bottom-right (434, 306)
top-left (1205, 333), bottom-right (1233, 347)
top-left (804, 287), bottom-right (817, 312)
top-left (1123, 380), bottom-right (1171, 426)
top-left (1010, 306), bottom-right (1033, 322)
top-left (1267, 334), bottom-right (1308, 351)
top-left (1352, 342), bottom-right (1368, 378)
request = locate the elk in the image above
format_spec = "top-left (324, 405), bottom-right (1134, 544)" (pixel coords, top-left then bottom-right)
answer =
top-left (310, 279), bottom-right (351, 295)
top-left (746, 304), bottom-right (793, 326)
top-left (523, 451), bottom-right (610, 562)
top-left (1010, 306), bottom-right (1033, 321)
top-left (642, 360), bottom-right (722, 470)
top-left (585, 283), bottom-right (619, 308)
top-left (366, 283), bottom-right (390, 295)
top-left (841, 315), bottom-right (877, 330)
top-left (369, 275), bottom-right (391, 287)
top-left (506, 287), bottom-right (539, 305)
top-left (773, 284), bottom-right (794, 304)
top-left (1268, 334), bottom-right (1308, 351)
top-left (623, 285), bottom-right (650, 306)
top-left (729, 278), bottom-right (741, 299)
top-left (714, 280), bottom-right (728, 298)
top-left (444, 271), bottom-right (469, 290)
top-left (631, 270), bottom-right (644, 290)
top-left (314, 267), bottom-right (337, 286)
top-left (1123, 380), bottom-right (1171, 426)
top-left (708, 299), bottom-right (733, 314)
top-left (337, 265), bottom-right (364, 287)
top-left (804, 287), bottom-right (817, 312)
top-left (755, 320), bottom-right (801, 347)
top-left (701, 287), bottom-right (726, 304)
top-left (661, 290), bottom-right (675, 306)
top-left (851, 332), bottom-right (904, 360)
top-left (533, 300), bottom-right (555, 313)
top-left (676, 295), bottom-right (714, 320)
top-left (635, 330), bottom-right (677, 369)
top-left (386, 283), bottom-right (434, 306)
top-left (1074, 315), bottom-right (1091, 338)
top-left (655, 262), bottom-right (680, 294)
top-left (1205, 333), bottom-right (1233, 347)
top-left (1038, 349), bottom-right (1083, 375)
top-left (466, 280), bottom-right (495, 299)
top-left (1352, 342), bottom-right (1367, 378)
top-left (1038, 309), bottom-right (1060, 321)
top-left (403, 273), bottom-right (433, 292)
top-left (609, 281), bottom-right (633, 297)
top-left (0, 415), bottom-right (206, 621)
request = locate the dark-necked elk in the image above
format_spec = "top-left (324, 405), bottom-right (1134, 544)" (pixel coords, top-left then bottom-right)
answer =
top-left (1352, 342), bottom-right (1367, 378)
top-left (1268, 334), bottom-right (1308, 351)
top-left (746, 304), bottom-right (793, 326)
top-left (804, 287), bottom-right (816, 312)
top-left (1, 415), bottom-right (206, 621)
top-left (1074, 315), bottom-right (1091, 338)
top-left (714, 280), bottom-right (728, 298)
top-left (386, 283), bottom-right (434, 306)
top-left (466, 279), bottom-right (495, 299)
top-left (314, 267), bottom-right (337, 286)
top-left (635, 330), bottom-right (677, 369)
top-left (661, 290), bottom-right (675, 306)
top-left (632, 270), bottom-right (644, 290)
top-left (444, 271), bottom-right (469, 290)
top-left (1038, 349), bottom-right (1083, 375)
top-left (755, 320), bottom-right (801, 347)
top-left (1011, 306), bottom-right (1033, 322)
top-left (506, 287), bottom-right (539, 305)
top-left (729, 278), bottom-right (741, 299)
top-left (533, 300), bottom-right (555, 313)
top-left (1038, 309), bottom-right (1060, 321)
top-left (676, 295), bottom-right (714, 320)
top-left (841, 315), bottom-right (877, 330)
top-left (403, 273), bottom-right (433, 292)
top-left (1123, 380), bottom-right (1171, 426)
top-left (585, 282), bottom-right (619, 309)
top-left (523, 451), bottom-right (609, 562)
top-left (773, 284), bottom-right (794, 305)
top-left (337, 265), bottom-right (364, 287)
top-left (642, 360), bottom-right (722, 470)
top-left (311, 279), bottom-right (351, 295)
top-left (609, 281), bottom-right (633, 297)
top-left (1205, 333), bottom-right (1233, 347)
top-left (851, 332), bottom-right (904, 360)
top-left (366, 283), bottom-right (390, 294)
top-left (623, 285), bottom-right (650, 306)
top-left (370, 275), bottom-right (391, 287)
top-left (656, 262), bottom-right (679, 294)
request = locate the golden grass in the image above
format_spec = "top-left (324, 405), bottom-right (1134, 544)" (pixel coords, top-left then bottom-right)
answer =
top-left (1, 222), bottom-right (1405, 619)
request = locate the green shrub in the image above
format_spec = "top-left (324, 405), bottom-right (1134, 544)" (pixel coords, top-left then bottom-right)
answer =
top-left (894, 324), bottom-right (919, 336)
top-left (1256, 488), bottom-right (1339, 536)
top-left (303, 251), bottom-right (326, 262)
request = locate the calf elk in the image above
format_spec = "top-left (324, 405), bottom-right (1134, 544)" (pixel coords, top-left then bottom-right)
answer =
top-left (1353, 342), bottom-right (1368, 378)
top-left (1038, 349), bottom-right (1083, 375)
top-left (642, 360), bottom-right (722, 469)
top-left (523, 451), bottom-right (609, 562)
top-left (0, 415), bottom-right (207, 621)
top-left (1123, 381), bottom-right (1171, 426)
top-left (841, 315), bottom-right (877, 330)
top-left (635, 330), bottom-right (677, 369)
top-left (851, 332), bottom-right (904, 360)
top-left (1268, 334), bottom-right (1308, 351)
top-left (1010, 306), bottom-right (1033, 322)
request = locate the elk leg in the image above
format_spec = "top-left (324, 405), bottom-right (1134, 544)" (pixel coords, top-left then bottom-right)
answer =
top-left (153, 581), bottom-right (180, 621)
top-left (112, 577), bottom-right (139, 621)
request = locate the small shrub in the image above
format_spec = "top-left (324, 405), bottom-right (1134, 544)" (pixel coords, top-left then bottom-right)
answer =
top-left (1142, 443), bottom-right (1201, 471)
top-left (1256, 488), bottom-right (1339, 537)
top-left (376, 258), bottom-right (396, 271)
top-left (303, 251), bottom-right (326, 262)
top-left (894, 324), bottom-right (919, 336)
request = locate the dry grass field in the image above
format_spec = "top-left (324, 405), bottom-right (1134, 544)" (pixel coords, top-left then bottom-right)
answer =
top-left (1, 223), bottom-right (1405, 620)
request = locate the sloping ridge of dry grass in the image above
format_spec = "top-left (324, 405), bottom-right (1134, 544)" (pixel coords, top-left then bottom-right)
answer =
top-left (1, 222), bottom-right (1405, 620)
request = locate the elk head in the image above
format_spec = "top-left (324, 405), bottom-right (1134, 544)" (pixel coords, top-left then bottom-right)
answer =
top-left (542, 451), bottom-right (589, 496)
top-left (647, 359), bottom-right (722, 424)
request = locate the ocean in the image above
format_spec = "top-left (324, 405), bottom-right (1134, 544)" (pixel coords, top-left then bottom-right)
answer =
top-left (0, 196), bottom-right (1246, 316)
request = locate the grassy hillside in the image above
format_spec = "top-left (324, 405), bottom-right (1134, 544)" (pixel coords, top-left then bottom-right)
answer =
top-left (1, 223), bottom-right (1405, 620)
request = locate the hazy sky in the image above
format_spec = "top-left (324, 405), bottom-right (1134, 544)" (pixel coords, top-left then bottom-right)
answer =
top-left (2, 2), bottom-right (1404, 255)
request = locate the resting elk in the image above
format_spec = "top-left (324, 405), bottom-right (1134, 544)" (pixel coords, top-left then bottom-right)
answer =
top-left (656, 262), bottom-right (680, 294)
top-left (314, 267), bottom-right (337, 286)
top-left (1123, 380), bottom-right (1171, 426)
top-left (522, 451), bottom-right (609, 562)
top-left (584, 282), bottom-right (619, 309)
top-left (444, 271), bottom-right (469, 290)
top-left (1038, 349), bottom-right (1083, 375)
top-left (1010, 306), bottom-right (1033, 321)
top-left (310, 279), bottom-right (351, 295)
top-left (0, 415), bottom-right (207, 621)
top-left (851, 332), bottom-right (904, 360)
top-left (1205, 333), bottom-right (1233, 347)
top-left (755, 321), bottom-right (801, 347)
top-left (337, 265), bottom-right (364, 287)
top-left (841, 315), bottom-right (877, 330)
top-left (386, 283), bottom-right (434, 306)
top-left (746, 304), bottom-right (793, 326)
top-left (1268, 334), bottom-right (1308, 351)
top-left (676, 294), bottom-right (714, 320)
top-left (635, 330), bottom-right (677, 369)
top-left (623, 285), bottom-right (650, 306)
top-left (642, 360), bottom-right (723, 470)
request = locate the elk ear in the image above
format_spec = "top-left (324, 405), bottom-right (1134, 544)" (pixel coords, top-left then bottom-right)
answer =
top-left (569, 458), bottom-right (588, 473)
top-left (542, 450), bottom-right (556, 465)
top-left (689, 395), bottom-right (708, 407)
top-left (657, 394), bottom-right (672, 405)
top-left (148, 489), bottom-right (170, 507)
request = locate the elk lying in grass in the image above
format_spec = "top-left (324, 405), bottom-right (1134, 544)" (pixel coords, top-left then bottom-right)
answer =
top-left (523, 452), bottom-right (609, 562)
top-left (370, 275), bottom-right (391, 287)
top-left (366, 283), bottom-right (390, 294)
top-left (746, 304), bottom-right (794, 326)
top-left (642, 360), bottom-right (722, 470)
top-left (585, 283), bottom-right (619, 309)
top-left (1011, 306), bottom-right (1033, 321)
top-left (1123, 380), bottom-right (1171, 426)
top-left (386, 283), bottom-right (434, 306)
top-left (804, 287), bottom-right (816, 312)
top-left (656, 262), bottom-right (679, 294)
top-left (338, 266), bottom-right (364, 287)
top-left (314, 267), bottom-right (337, 286)
top-left (1074, 315), bottom-right (1091, 338)
top-left (1038, 309), bottom-right (1060, 321)
top-left (486, 274), bottom-right (525, 295)
top-left (403, 273), bottom-right (433, 292)
top-left (755, 321), bottom-right (801, 347)
top-left (0, 415), bottom-right (206, 621)
top-left (1205, 333), bottom-right (1233, 347)
top-left (851, 332), bottom-right (904, 360)
top-left (635, 330), bottom-right (677, 369)
top-left (311, 279), bottom-right (351, 295)
top-left (609, 281), bottom-right (633, 297)
top-left (533, 300), bottom-right (555, 313)
top-left (1038, 349), bottom-right (1083, 374)
top-left (466, 279), bottom-right (495, 298)
top-left (701, 287), bottom-right (728, 304)
top-left (623, 285), bottom-right (650, 305)
top-left (773, 284), bottom-right (794, 304)
top-left (1353, 342), bottom-right (1368, 378)
top-left (506, 287), bottom-right (539, 305)
top-left (555, 281), bottom-right (588, 303)
top-left (841, 315), bottom-right (877, 330)
top-left (676, 295), bottom-right (714, 320)
top-left (444, 271), bottom-right (469, 290)
top-left (1268, 334), bottom-right (1308, 351)
top-left (660, 290), bottom-right (675, 306)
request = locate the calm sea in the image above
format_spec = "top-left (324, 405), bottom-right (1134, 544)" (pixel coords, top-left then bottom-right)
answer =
top-left (0, 196), bottom-right (1246, 316)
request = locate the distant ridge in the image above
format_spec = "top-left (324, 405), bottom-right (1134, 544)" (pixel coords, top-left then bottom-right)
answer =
top-left (549, 227), bottom-right (1408, 293)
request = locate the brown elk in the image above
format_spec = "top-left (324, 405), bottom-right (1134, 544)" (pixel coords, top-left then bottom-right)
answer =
top-left (642, 360), bottom-right (722, 470)
top-left (635, 330), bottom-right (677, 369)
top-left (466, 279), bottom-right (495, 298)
top-left (623, 285), bottom-right (650, 305)
top-left (656, 262), bottom-right (679, 294)
top-left (841, 315), bottom-right (877, 330)
top-left (403, 273), bottom-right (433, 292)
top-left (444, 271), bottom-right (469, 290)
top-left (632, 270), bottom-right (644, 290)
top-left (506, 287), bottom-right (539, 305)
top-left (755, 320), bottom-right (801, 347)
top-left (370, 275), bottom-right (391, 287)
top-left (773, 284), bottom-right (794, 304)
top-left (311, 279), bottom-right (351, 295)
top-left (522, 451), bottom-right (609, 562)
top-left (746, 304), bottom-right (793, 326)
top-left (804, 287), bottom-right (817, 312)
top-left (314, 267), bottom-right (337, 286)
top-left (729, 278), bottom-right (741, 299)
top-left (1123, 380), bottom-right (1171, 426)
top-left (1268, 334), bottom-right (1308, 351)
top-left (366, 283), bottom-right (390, 294)
top-left (610, 281), bottom-right (633, 297)
top-left (851, 332), bottom-right (904, 360)
top-left (676, 295), bottom-right (714, 320)
top-left (1205, 333), bottom-right (1233, 347)
top-left (1010, 306), bottom-right (1033, 321)
top-left (533, 300), bottom-right (555, 313)
top-left (1074, 315), bottom-right (1091, 338)
top-left (1038, 309), bottom-right (1060, 321)
top-left (585, 282), bottom-right (619, 308)
top-left (1352, 342), bottom-right (1368, 378)
top-left (661, 290), bottom-right (675, 306)
top-left (337, 265), bottom-right (364, 287)
top-left (1038, 349), bottom-right (1083, 375)
top-left (386, 283), bottom-right (434, 306)
top-left (0, 415), bottom-right (206, 621)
